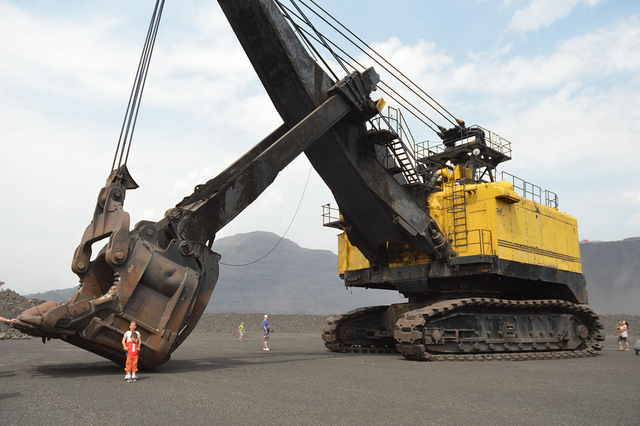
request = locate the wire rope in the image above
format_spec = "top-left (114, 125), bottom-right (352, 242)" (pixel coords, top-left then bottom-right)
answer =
top-left (112, 0), bottom-right (165, 172)
top-left (275, 0), bottom-right (342, 81)
top-left (281, 19), bottom-right (442, 134)
top-left (219, 165), bottom-right (314, 267)
top-left (301, 0), bottom-right (459, 127)
top-left (280, 0), bottom-right (461, 134)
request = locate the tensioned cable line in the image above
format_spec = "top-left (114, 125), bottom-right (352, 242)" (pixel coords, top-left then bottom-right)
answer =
top-left (279, 17), bottom-right (442, 134)
top-left (224, 2), bottom-right (460, 266)
top-left (282, 0), bottom-right (460, 131)
top-left (287, 0), bottom-right (350, 77)
top-left (275, 0), bottom-right (342, 82)
top-left (111, 0), bottom-right (165, 173)
top-left (278, 1), bottom-right (404, 137)
top-left (276, 4), bottom-right (446, 135)
top-left (300, 0), bottom-right (459, 127)
top-left (275, 5), bottom-right (435, 182)
top-left (220, 165), bottom-right (314, 267)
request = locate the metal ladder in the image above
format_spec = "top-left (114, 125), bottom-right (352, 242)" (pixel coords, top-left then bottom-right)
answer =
top-left (446, 182), bottom-right (468, 248)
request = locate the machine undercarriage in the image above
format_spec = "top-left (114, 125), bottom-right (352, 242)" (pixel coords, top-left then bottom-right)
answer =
top-left (323, 299), bottom-right (604, 361)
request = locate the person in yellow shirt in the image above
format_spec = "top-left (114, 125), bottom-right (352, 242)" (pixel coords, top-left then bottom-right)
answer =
top-left (238, 322), bottom-right (245, 341)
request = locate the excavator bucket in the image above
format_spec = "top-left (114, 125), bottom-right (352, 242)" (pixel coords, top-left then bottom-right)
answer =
top-left (12, 167), bottom-right (221, 369)
top-left (13, 219), bottom-right (220, 369)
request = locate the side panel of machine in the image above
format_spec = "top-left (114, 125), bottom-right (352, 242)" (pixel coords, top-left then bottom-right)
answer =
top-left (336, 180), bottom-right (584, 284)
top-left (444, 181), bottom-right (582, 274)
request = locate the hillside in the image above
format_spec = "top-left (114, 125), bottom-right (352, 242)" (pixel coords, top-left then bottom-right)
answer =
top-left (24, 232), bottom-right (640, 316)
top-left (207, 231), bottom-right (400, 314)
top-left (580, 237), bottom-right (640, 316)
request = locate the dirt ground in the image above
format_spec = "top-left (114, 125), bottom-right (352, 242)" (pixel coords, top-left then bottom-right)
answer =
top-left (1, 331), bottom-right (638, 426)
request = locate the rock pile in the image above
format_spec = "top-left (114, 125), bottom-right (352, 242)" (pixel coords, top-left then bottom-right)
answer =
top-left (0, 288), bottom-right (46, 340)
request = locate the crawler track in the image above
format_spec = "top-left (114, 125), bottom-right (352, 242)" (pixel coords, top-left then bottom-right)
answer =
top-left (395, 298), bottom-right (605, 361)
top-left (322, 305), bottom-right (399, 354)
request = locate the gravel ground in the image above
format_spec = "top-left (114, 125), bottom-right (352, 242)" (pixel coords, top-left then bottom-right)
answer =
top-left (192, 312), bottom-right (328, 335)
top-left (598, 314), bottom-right (639, 337)
top-left (193, 312), bottom-right (640, 339)
top-left (1, 332), bottom-right (638, 426)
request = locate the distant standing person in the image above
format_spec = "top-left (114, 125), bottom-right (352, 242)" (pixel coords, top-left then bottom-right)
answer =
top-left (617, 320), bottom-right (622, 345)
top-left (618, 320), bottom-right (629, 351)
top-left (238, 322), bottom-right (245, 341)
top-left (121, 321), bottom-right (142, 381)
top-left (262, 315), bottom-right (270, 351)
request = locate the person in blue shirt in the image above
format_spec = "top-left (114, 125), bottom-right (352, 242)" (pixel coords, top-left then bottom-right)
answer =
top-left (262, 314), bottom-right (271, 351)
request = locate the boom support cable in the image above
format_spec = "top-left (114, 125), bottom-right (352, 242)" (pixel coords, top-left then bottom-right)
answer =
top-left (111, 0), bottom-right (165, 173)
top-left (282, 20), bottom-right (442, 134)
top-left (275, 0), bottom-right (342, 81)
top-left (302, 0), bottom-right (458, 126)
top-left (280, 0), bottom-right (461, 132)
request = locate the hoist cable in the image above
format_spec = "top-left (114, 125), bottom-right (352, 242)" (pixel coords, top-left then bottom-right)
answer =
top-left (288, 0), bottom-right (350, 76)
top-left (124, 0), bottom-right (164, 166)
top-left (279, 5), bottom-right (447, 132)
top-left (112, 0), bottom-right (165, 172)
top-left (302, 0), bottom-right (458, 126)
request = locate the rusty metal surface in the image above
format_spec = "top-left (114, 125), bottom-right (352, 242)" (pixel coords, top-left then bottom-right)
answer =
top-left (13, 214), bottom-right (221, 369)
top-left (11, 0), bottom-right (597, 367)
top-left (176, 70), bottom-right (380, 244)
top-left (12, 13), bottom-right (383, 368)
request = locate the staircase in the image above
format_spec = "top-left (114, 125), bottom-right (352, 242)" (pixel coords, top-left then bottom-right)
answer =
top-left (386, 135), bottom-right (421, 184)
top-left (368, 106), bottom-right (423, 185)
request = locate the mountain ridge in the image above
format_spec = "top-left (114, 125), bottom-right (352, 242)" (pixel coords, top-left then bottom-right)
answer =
top-left (24, 231), bottom-right (640, 315)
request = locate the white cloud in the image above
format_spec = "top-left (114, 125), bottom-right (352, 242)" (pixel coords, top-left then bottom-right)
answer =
top-left (509, 0), bottom-right (579, 32)
top-left (353, 10), bottom-right (640, 245)
top-left (625, 212), bottom-right (640, 230)
top-left (507, 0), bottom-right (607, 32)
top-left (0, 4), bottom-right (137, 101)
top-left (622, 191), bottom-right (640, 204)
top-left (478, 15), bottom-right (639, 94)
top-left (363, 14), bottom-right (640, 109)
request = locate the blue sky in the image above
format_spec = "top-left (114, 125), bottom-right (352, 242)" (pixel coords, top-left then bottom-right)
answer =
top-left (1, 0), bottom-right (639, 295)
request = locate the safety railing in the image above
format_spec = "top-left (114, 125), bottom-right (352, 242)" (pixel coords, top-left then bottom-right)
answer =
top-left (414, 126), bottom-right (512, 161)
top-left (322, 203), bottom-right (344, 229)
top-left (499, 171), bottom-right (558, 208)
top-left (449, 228), bottom-right (494, 256)
top-left (369, 106), bottom-right (417, 151)
top-left (369, 107), bottom-right (424, 184)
